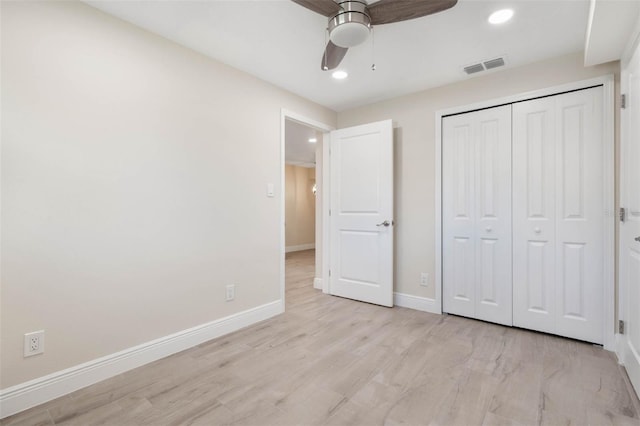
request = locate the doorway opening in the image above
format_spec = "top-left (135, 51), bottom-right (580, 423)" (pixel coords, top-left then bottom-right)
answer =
top-left (280, 111), bottom-right (333, 309)
top-left (284, 119), bottom-right (320, 304)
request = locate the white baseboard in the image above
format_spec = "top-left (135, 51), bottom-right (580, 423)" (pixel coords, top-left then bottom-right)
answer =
top-left (616, 333), bottom-right (626, 364)
top-left (0, 300), bottom-right (283, 419)
top-left (285, 243), bottom-right (315, 253)
top-left (313, 278), bottom-right (322, 289)
top-left (394, 292), bottom-right (441, 314)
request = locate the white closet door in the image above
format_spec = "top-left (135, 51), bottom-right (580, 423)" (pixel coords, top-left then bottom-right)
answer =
top-left (554, 88), bottom-right (604, 343)
top-left (512, 97), bottom-right (557, 334)
top-left (474, 107), bottom-right (512, 325)
top-left (513, 87), bottom-right (604, 344)
top-left (443, 114), bottom-right (476, 318)
top-left (443, 105), bottom-right (512, 325)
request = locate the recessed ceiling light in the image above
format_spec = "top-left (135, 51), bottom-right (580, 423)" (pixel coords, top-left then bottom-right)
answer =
top-left (488, 9), bottom-right (513, 25)
top-left (308, 138), bottom-right (317, 143)
top-left (332, 70), bottom-right (348, 80)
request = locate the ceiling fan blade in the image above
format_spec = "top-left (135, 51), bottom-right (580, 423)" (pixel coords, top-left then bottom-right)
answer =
top-left (368, 0), bottom-right (458, 25)
top-left (291, 0), bottom-right (341, 17)
top-left (321, 41), bottom-right (348, 70)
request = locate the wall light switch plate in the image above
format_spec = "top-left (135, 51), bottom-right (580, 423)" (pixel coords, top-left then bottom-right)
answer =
top-left (226, 284), bottom-right (235, 301)
top-left (420, 272), bottom-right (429, 287)
top-left (266, 183), bottom-right (275, 198)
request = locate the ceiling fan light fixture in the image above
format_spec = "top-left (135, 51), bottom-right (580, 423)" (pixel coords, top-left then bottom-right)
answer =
top-left (328, 0), bottom-right (371, 48)
top-left (488, 9), bottom-right (514, 25)
top-left (330, 22), bottom-right (371, 47)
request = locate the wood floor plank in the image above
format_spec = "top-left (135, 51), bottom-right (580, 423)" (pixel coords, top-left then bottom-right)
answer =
top-left (2, 249), bottom-right (639, 425)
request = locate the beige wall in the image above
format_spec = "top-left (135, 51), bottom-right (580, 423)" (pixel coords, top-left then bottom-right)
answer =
top-left (0, 0), bottom-right (623, 392)
top-left (285, 165), bottom-right (316, 249)
top-left (0, 1), bottom-right (336, 388)
top-left (337, 52), bottom-right (620, 301)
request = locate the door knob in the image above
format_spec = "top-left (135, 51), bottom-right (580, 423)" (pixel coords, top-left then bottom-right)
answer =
top-left (635, 236), bottom-right (640, 242)
top-left (534, 227), bottom-right (541, 234)
top-left (485, 226), bottom-right (492, 233)
top-left (376, 220), bottom-right (391, 227)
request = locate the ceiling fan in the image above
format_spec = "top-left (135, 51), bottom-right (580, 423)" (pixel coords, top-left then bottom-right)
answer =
top-left (292, 0), bottom-right (458, 71)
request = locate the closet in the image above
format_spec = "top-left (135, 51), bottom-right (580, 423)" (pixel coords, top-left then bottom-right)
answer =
top-left (442, 86), bottom-right (606, 344)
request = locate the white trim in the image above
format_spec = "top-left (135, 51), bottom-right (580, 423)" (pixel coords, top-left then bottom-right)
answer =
top-left (618, 326), bottom-right (640, 394)
top-left (393, 292), bottom-right (439, 314)
top-left (280, 109), bottom-right (334, 307)
top-left (436, 76), bottom-right (613, 118)
top-left (0, 300), bottom-right (283, 419)
top-left (616, 333), bottom-right (627, 365)
top-left (435, 75), bottom-right (616, 349)
top-left (616, 330), bottom-right (640, 404)
top-left (321, 132), bottom-right (331, 294)
top-left (434, 110), bottom-right (443, 315)
top-left (285, 243), bottom-right (315, 253)
top-left (313, 277), bottom-right (323, 290)
top-left (618, 64), bottom-right (629, 368)
top-left (601, 75), bottom-right (616, 351)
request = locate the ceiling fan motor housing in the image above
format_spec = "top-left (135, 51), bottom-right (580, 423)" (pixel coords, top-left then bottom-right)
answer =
top-left (329, 1), bottom-right (371, 48)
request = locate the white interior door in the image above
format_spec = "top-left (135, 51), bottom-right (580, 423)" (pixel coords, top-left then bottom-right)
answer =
top-left (442, 105), bottom-right (512, 325)
top-left (329, 120), bottom-right (393, 307)
top-left (620, 47), bottom-right (640, 394)
top-left (513, 87), bottom-right (605, 344)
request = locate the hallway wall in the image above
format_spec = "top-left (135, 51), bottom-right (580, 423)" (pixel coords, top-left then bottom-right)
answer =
top-left (285, 165), bottom-right (316, 251)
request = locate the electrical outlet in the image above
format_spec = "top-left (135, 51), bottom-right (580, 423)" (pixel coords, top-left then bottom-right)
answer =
top-left (420, 272), bottom-right (430, 287)
top-left (24, 330), bottom-right (45, 357)
top-left (226, 284), bottom-right (235, 301)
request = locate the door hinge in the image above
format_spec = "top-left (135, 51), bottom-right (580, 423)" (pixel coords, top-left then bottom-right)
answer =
top-left (619, 320), bottom-right (625, 334)
top-left (329, 209), bottom-right (331, 216)
top-left (620, 207), bottom-right (626, 222)
top-left (621, 94), bottom-right (627, 109)
top-left (329, 269), bottom-right (331, 277)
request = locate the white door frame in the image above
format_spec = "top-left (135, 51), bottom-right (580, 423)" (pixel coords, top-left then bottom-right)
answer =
top-left (280, 109), bottom-right (334, 306)
top-left (435, 75), bottom-right (616, 350)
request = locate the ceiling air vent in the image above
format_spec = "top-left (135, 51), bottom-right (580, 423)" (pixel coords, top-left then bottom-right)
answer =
top-left (463, 56), bottom-right (507, 75)
top-left (463, 63), bottom-right (484, 75)
top-left (483, 57), bottom-right (505, 70)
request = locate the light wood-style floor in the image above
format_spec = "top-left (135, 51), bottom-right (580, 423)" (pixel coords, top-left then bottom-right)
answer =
top-left (3, 249), bottom-right (640, 426)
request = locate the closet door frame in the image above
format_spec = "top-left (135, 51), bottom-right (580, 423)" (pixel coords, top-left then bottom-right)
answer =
top-left (435, 75), bottom-right (615, 350)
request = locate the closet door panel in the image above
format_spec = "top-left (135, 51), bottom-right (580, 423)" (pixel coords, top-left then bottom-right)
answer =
top-left (443, 116), bottom-right (476, 318)
top-left (474, 107), bottom-right (513, 325)
top-left (554, 87), bottom-right (604, 343)
top-left (513, 98), bottom-right (556, 334)
top-left (513, 87), bottom-right (605, 344)
top-left (443, 106), bottom-right (511, 323)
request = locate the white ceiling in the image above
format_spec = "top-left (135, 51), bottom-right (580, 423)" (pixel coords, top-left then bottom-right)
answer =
top-left (584, 0), bottom-right (640, 66)
top-left (285, 119), bottom-right (318, 167)
top-left (86, 0), bottom-right (592, 111)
